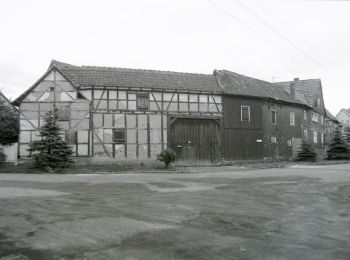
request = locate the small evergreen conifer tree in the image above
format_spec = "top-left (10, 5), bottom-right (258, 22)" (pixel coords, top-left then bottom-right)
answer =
top-left (29, 110), bottom-right (73, 169)
top-left (0, 100), bottom-right (18, 145)
top-left (326, 127), bottom-right (350, 160)
top-left (295, 142), bottom-right (317, 162)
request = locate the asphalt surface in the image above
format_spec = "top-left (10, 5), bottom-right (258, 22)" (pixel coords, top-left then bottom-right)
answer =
top-left (0, 164), bottom-right (349, 259)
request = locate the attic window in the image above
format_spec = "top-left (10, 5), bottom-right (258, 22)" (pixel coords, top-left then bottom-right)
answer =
top-left (136, 93), bottom-right (149, 110)
top-left (241, 106), bottom-right (250, 122)
top-left (113, 128), bottom-right (126, 144)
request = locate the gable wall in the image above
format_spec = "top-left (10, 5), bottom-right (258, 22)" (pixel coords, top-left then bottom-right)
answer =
top-left (18, 69), bottom-right (91, 157)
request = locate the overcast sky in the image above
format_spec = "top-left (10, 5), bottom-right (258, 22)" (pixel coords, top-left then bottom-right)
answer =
top-left (0, 0), bottom-right (349, 115)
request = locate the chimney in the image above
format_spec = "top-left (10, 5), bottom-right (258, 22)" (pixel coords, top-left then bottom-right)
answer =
top-left (290, 82), bottom-right (296, 98)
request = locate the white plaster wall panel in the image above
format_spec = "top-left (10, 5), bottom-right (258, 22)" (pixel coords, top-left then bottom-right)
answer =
top-left (199, 94), bottom-right (208, 103)
top-left (163, 130), bottom-right (167, 145)
top-left (93, 114), bottom-right (103, 128)
top-left (21, 103), bottom-right (39, 111)
top-left (138, 144), bottom-right (148, 158)
top-left (78, 131), bottom-right (89, 143)
top-left (94, 90), bottom-right (104, 100)
top-left (54, 71), bottom-right (66, 81)
top-left (104, 114), bottom-right (113, 128)
top-left (118, 100), bottom-right (126, 109)
top-left (163, 93), bottom-right (173, 101)
top-left (126, 114), bottom-right (136, 128)
top-left (20, 131), bottom-right (31, 143)
top-left (25, 92), bottom-right (42, 102)
top-left (149, 115), bottom-right (161, 129)
top-left (127, 129), bottom-right (137, 144)
top-left (128, 101), bottom-right (136, 110)
top-left (96, 100), bottom-right (108, 110)
top-left (59, 92), bottom-right (75, 102)
top-left (179, 93), bottom-right (188, 102)
top-left (150, 144), bottom-right (162, 158)
top-left (150, 129), bottom-right (162, 143)
top-left (105, 144), bottom-right (113, 155)
top-left (109, 100), bottom-right (117, 110)
top-left (40, 103), bottom-right (54, 112)
top-left (22, 111), bottom-right (38, 120)
top-left (217, 104), bottom-right (223, 112)
top-left (138, 129), bottom-right (148, 144)
top-left (179, 103), bottom-right (188, 112)
top-left (163, 115), bottom-right (167, 129)
top-left (20, 144), bottom-right (30, 157)
top-left (94, 129), bottom-right (104, 143)
top-left (45, 71), bottom-right (55, 80)
top-left (34, 81), bottom-right (54, 92)
top-left (114, 114), bottom-right (125, 128)
top-left (209, 104), bottom-right (217, 112)
top-left (138, 115), bottom-right (147, 129)
top-left (103, 129), bottom-right (113, 143)
top-left (199, 103), bottom-right (208, 112)
top-left (114, 145), bottom-right (125, 158)
top-left (189, 94), bottom-right (198, 103)
top-left (78, 144), bottom-right (88, 156)
top-left (109, 90), bottom-right (117, 99)
top-left (168, 103), bottom-right (177, 111)
top-left (190, 103), bottom-right (198, 112)
top-left (152, 92), bottom-right (162, 101)
top-left (127, 144), bottom-right (137, 158)
top-left (118, 91), bottom-right (127, 99)
top-left (150, 101), bottom-right (159, 111)
top-left (38, 92), bottom-right (53, 102)
top-left (20, 120), bottom-right (36, 130)
top-left (71, 111), bottom-right (87, 120)
top-left (56, 81), bottom-right (75, 92)
top-left (163, 102), bottom-right (169, 111)
top-left (71, 101), bottom-right (89, 111)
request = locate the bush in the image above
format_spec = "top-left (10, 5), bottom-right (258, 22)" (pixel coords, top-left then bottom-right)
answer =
top-left (157, 148), bottom-right (177, 168)
top-left (295, 142), bottom-right (317, 162)
top-left (0, 148), bottom-right (7, 167)
top-left (0, 100), bottom-right (18, 145)
top-left (326, 128), bottom-right (350, 160)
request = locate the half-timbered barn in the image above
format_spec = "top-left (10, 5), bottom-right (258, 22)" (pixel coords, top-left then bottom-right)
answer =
top-left (13, 60), bottom-right (224, 163)
top-left (215, 70), bottom-right (310, 160)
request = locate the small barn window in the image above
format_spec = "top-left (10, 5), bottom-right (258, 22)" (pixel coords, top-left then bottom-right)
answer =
top-left (241, 106), bottom-right (250, 122)
top-left (57, 106), bottom-right (70, 121)
top-left (303, 129), bottom-right (308, 141)
top-left (290, 112), bottom-right (295, 126)
top-left (136, 93), bottom-right (149, 110)
top-left (113, 128), bottom-right (126, 144)
top-left (313, 131), bottom-right (318, 144)
top-left (271, 136), bottom-right (277, 143)
top-left (287, 140), bottom-right (292, 146)
top-left (271, 109), bottom-right (276, 124)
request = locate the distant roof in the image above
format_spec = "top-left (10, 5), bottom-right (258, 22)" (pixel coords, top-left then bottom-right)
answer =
top-left (51, 60), bottom-right (222, 93)
top-left (337, 108), bottom-right (350, 118)
top-left (273, 78), bottom-right (325, 113)
top-left (214, 70), bottom-right (307, 106)
top-left (325, 109), bottom-right (339, 123)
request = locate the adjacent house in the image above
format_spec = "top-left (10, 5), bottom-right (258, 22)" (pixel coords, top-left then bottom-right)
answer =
top-left (13, 60), bottom-right (334, 163)
top-left (215, 71), bottom-right (309, 160)
top-left (274, 78), bottom-right (327, 155)
top-left (325, 109), bottom-right (341, 144)
top-left (336, 108), bottom-right (350, 128)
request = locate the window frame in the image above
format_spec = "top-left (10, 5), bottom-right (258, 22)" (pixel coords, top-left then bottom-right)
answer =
top-left (303, 129), bottom-right (308, 141)
top-left (271, 136), bottom-right (277, 143)
top-left (290, 112), bottom-right (295, 126)
top-left (113, 128), bottom-right (126, 144)
top-left (313, 131), bottom-right (318, 144)
top-left (271, 109), bottom-right (277, 125)
top-left (241, 105), bottom-right (250, 122)
top-left (304, 110), bottom-right (307, 120)
top-left (136, 92), bottom-right (149, 110)
top-left (312, 112), bottom-right (318, 122)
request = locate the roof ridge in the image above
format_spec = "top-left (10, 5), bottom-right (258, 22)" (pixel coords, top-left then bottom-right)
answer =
top-left (274, 78), bottom-right (321, 84)
top-left (78, 65), bottom-right (213, 77)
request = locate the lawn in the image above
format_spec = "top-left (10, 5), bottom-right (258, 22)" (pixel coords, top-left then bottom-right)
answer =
top-left (0, 165), bottom-right (349, 259)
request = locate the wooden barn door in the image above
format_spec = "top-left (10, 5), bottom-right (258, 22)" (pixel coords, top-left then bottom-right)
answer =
top-left (169, 118), bottom-right (221, 163)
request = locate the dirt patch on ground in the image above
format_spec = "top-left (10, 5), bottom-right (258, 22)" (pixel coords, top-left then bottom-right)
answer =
top-left (0, 187), bottom-right (69, 199)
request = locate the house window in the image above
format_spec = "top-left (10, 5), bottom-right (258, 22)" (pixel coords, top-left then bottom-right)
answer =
top-left (320, 115), bottom-right (324, 124)
top-left (57, 106), bottom-right (70, 121)
top-left (287, 140), bottom-right (292, 146)
top-left (312, 112), bottom-right (318, 122)
top-left (65, 131), bottom-right (77, 145)
top-left (290, 112), bottom-right (295, 126)
top-left (321, 133), bottom-right (324, 144)
top-left (271, 136), bottom-right (277, 143)
top-left (113, 128), bottom-right (126, 144)
top-left (241, 106), bottom-right (250, 122)
top-left (304, 110), bottom-right (307, 120)
top-left (303, 129), bottom-right (308, 141)
top-left (136, 93), bottom-right (149, 110)
top-left (313, 131), bottom-right (318, 144)
top-left (271, 109), bottom-right (276, 124)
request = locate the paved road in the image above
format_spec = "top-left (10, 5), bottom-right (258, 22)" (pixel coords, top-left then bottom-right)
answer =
top-left (0, 164), bottom-right (349, 259)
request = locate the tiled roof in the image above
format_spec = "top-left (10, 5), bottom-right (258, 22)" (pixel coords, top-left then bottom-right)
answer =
top-left (273, 79), bottom-right (324, 113)
top-left (214, 70), bottom-right (306, 106)
top-left (52, 60), bottom-right (222, 93)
